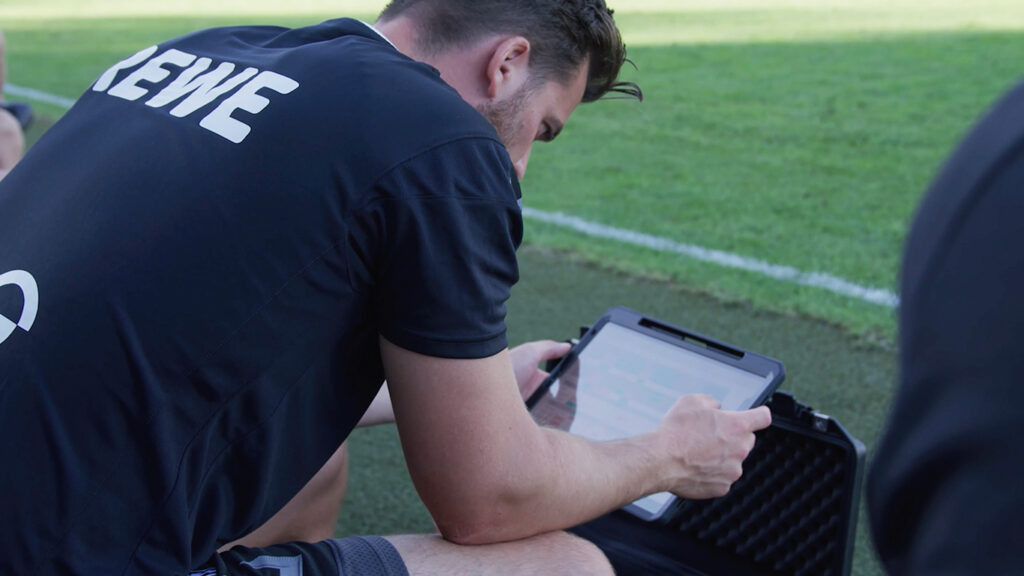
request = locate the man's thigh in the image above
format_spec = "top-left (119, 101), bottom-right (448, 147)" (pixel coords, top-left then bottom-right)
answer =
top-left (216, 442), bottom-right (612, 575)
top-left (213, 531), bottom-right (611, 575)
top-left (384, 531), bottom-right (613, 576)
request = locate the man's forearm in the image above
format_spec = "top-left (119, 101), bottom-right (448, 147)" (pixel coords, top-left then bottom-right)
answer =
top-left (431, 395), bottom-right (765, 545)
top-left (383, 338), bottom-right (768, 547)
top-left (440, 426), bottom-right (667, 545)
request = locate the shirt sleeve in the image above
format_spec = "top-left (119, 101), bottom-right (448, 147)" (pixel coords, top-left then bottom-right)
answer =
top-left (346, 137), bottom-right (523, 359)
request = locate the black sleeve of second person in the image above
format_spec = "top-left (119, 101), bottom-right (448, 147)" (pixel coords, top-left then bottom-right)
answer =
top-left (867, 80), bottom-right (1024, 574)
top-left (346, 137), bottom-right (523, 360)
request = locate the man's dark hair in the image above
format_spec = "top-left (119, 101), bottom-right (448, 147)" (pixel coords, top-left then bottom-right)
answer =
top-left (378, 0), bottom-right (642, 103)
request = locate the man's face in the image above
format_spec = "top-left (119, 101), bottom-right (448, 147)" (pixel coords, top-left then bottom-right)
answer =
top-left (477, 63), bottom-right (589, 180)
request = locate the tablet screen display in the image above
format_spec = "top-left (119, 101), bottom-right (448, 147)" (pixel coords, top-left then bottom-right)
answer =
top-left (529, 322), bottom-right (776, 517)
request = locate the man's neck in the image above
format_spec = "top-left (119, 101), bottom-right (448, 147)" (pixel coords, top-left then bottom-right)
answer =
top-left (359, 20), bottom-right (396, 49)
top-left (372, 17), bottom-right (421, 60)
top-left (372, 16), bottom-right (492, 108)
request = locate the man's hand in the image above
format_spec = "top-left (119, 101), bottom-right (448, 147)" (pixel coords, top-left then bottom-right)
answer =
top-left (508, 340), bottom-right (571, 400)
top-left (656, 394), bottom-right (772, 499)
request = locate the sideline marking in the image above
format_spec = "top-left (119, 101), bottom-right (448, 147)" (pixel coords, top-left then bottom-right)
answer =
top-left (5, 84), bottom-right (900, 309)
top-left (523, 207), bottom-right (900, 308)
top-left (6, 83), bottom-right (78, 109)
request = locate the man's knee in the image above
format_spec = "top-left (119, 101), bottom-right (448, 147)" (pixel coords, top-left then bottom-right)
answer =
top-left (384, 530), bottom-right (613, 575)
top-left (274, 441), bottom-right (349, 541)
top-left (0, 108), bottom-right (23, 172)
top-left (540, 531), bottom-right (614, 576)
top-left (319, 442), bottom-right (349, 490)
top-left (219, 443), bottom-right (350, 551)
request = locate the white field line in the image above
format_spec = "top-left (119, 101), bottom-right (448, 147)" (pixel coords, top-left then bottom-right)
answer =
top-left (522, 207), bottom-right (900, 308)
top-left (6, 84), bottom-right (899, 308)
top-left (6, 84), bottom-right (78, 110)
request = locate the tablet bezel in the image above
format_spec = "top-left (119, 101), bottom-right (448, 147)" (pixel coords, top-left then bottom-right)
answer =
top-left (525, 306), bottom-right (786, 522)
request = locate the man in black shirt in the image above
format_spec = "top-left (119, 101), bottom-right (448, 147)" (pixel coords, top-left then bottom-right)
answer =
top-left (868, 78), bottom-right (1024, 573)
top-left (0, 1), bottom-right (772, 574)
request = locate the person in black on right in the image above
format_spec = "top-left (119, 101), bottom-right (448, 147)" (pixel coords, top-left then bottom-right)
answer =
top-left (868, 77), bottom-right (1024, 574)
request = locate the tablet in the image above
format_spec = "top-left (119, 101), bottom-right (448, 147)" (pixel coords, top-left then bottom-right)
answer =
top-left (526, 306), bottom-right (785, 521)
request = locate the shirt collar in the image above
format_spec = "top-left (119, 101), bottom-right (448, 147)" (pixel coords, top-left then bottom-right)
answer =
top-left (356, 20), bottom-right (522, 206)
top-left (358, 20), bottom-right (397, 49)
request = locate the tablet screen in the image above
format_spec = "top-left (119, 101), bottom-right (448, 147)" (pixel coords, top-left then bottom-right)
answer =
top-left (529, 322), bottom-right (776, 517)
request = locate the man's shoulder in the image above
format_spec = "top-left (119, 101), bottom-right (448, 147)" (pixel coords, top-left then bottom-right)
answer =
top-left (67, 17), bottom-right (509, 200)
top-left (178, 18), bottom-right (501, 168)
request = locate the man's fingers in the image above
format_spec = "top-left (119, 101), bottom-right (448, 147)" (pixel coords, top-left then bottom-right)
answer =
top-left (532, 339), bottom-right (571, 361)
top-left (737, 405), bottom-right (772, 431)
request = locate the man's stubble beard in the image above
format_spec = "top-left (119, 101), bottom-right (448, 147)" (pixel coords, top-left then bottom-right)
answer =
top-left (476, 85), bottom-right (529, 158)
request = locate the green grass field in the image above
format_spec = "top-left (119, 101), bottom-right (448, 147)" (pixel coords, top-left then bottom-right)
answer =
top-left (335, 246), bottom-right (899, 576)
top-left (5, 0), bottom-right (1024, 342)
top-left (5, 1), bottom-right (1024, 574)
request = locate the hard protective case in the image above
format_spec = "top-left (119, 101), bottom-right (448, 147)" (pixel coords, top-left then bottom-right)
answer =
top-left (528, 306), bottom-right (786, 522)
top-left (570, 389), bottom-right (867, 576)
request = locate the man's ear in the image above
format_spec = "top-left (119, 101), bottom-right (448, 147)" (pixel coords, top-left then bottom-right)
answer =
top-left (485, 36), bottom-right (531, 100)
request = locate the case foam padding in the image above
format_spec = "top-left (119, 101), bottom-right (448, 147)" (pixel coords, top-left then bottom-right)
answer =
top-left (671, 418), bottom-right (859, 576)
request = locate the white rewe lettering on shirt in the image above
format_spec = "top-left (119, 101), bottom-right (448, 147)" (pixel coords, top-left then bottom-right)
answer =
top-left (93, 45), bottom-right (160, 92)
top-left (0, 270), bottom-right (38, 346)
top-left (143, 57), bottom-right (216, 108)
top-left (169, 63), bottom-right (260, 118)
top-left (92, 47), bottom-right (300, 144)
top-left (200, 71), bottom-right (299, 144)
top-left (107, 49), bottom-right (197, 101)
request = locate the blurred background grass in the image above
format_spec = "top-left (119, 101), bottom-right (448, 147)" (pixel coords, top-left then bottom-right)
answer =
top-left (7, 1), bottom-right (1024, 574)
top-left (5, 0), bottom-right (1023, 341)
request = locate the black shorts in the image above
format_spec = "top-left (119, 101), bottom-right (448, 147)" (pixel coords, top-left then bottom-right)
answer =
top-left (200, 536), bottom-right (409, 576)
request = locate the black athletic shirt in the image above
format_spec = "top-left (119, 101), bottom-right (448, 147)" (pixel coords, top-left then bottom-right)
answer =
top-left (0, 18), bottom-right (521, 574)
top-left (868, 79), bottom-right (1024, 574)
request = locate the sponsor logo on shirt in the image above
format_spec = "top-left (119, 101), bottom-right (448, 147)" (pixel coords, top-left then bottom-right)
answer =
top-left (0, 270), bottom-right (38, 345)
top-left (92, 45), bottom-right (300, 144)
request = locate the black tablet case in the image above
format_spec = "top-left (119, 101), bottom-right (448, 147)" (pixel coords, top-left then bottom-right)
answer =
top-left (570, 390), bottom-right (867, 576)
